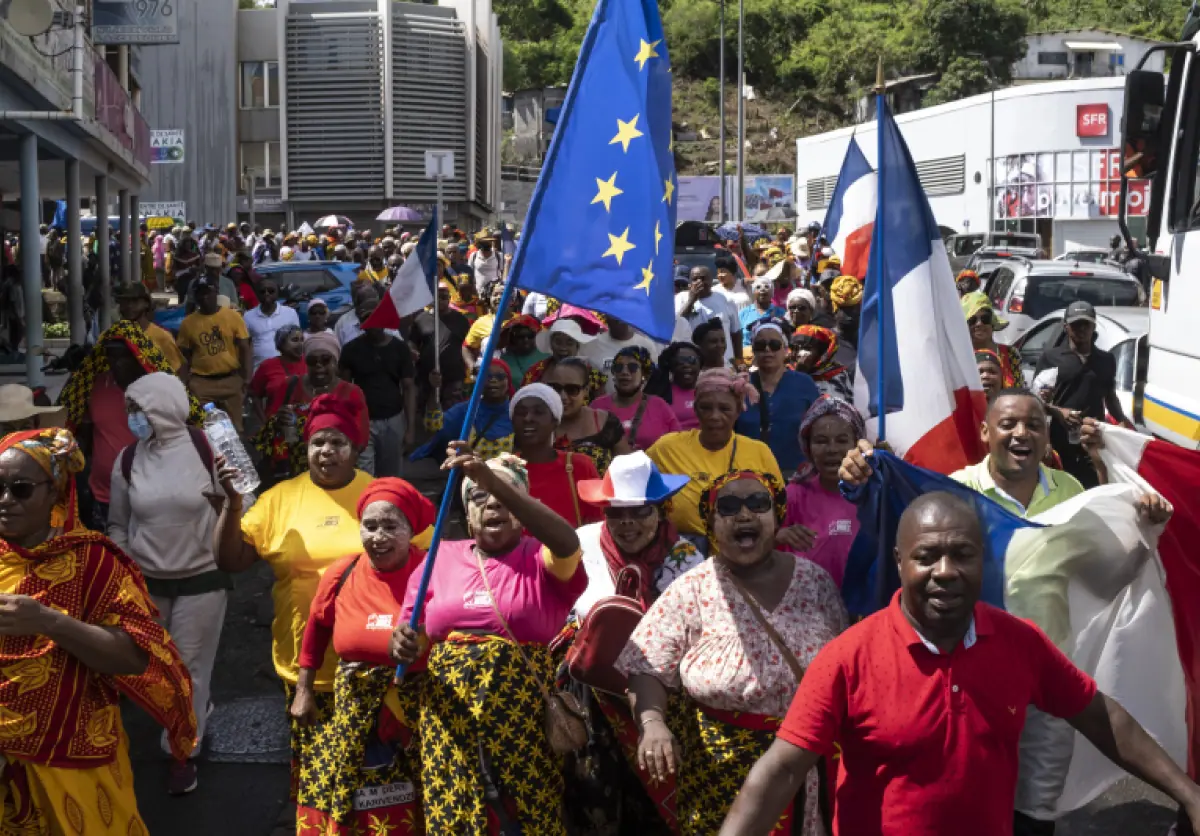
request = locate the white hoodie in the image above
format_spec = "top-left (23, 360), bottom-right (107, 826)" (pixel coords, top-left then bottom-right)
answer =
top-left (107, 373), bottom-right (222, 579)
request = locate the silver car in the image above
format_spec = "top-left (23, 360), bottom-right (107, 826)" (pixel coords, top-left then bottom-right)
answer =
top-left (1012, 306), bottom-right (1149, 427)
top-left (985, 259), bottom-right (1145, 345)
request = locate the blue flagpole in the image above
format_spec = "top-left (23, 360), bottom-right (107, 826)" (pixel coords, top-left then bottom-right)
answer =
top-left (873, 66), bottom-right (889, 611)
top-left (395, 229), bottom-right (525, 678)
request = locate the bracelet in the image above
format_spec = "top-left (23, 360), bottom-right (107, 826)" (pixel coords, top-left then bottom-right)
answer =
top-left (641, 717), bottom-right (667, 728)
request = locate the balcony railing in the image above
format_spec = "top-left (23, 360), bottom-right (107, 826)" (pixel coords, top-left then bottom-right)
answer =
top-left (93, 53), bottom-right (151, 169)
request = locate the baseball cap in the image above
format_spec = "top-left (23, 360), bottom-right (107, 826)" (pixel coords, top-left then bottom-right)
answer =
top-left (1064, 301), bottom-right (1096, 325)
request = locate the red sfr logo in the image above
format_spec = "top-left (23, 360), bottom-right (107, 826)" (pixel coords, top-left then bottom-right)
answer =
top-left (1077, 104), bottom-right (1110, 137)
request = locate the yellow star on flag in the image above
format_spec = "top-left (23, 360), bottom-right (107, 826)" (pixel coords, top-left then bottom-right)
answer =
top-left (633, 39), bottom-right (661, 71)
top-left (603, 228), bottom-right (636, 266)
top-left (662, 176), bottom-right (675, 205)
top-left (609, 115), bottom-right (644, 153)
top-left (635, 260), bottom-right (655, 294)
top-left (591, 172), bottom-right (623, 213)
top-left (654, 221), bottom-right (663, 255)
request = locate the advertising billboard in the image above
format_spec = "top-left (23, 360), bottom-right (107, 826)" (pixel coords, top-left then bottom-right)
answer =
top-left (150, 129), bottom-right (184, 164)
top-left (677, 175), bottom-right (796, 224)
top-left (93, 1), bottom-right (179, 45)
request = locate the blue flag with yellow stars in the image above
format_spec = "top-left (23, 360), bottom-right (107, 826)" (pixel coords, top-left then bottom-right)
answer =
top-left (508, 0), bottom-right (677, 341)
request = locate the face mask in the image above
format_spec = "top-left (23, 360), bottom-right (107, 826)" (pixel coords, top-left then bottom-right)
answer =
top-left (127, 411), bottom-right (153, 440)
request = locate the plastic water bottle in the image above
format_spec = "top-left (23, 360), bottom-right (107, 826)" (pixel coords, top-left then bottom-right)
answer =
top-left (202, 403), bottom-right (260, 495)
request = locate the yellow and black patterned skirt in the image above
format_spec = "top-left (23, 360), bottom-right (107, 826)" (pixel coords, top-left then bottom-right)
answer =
top-left (296, 661), bottom-right (424, 835)
top-left (676, 703), bottom-right (808, 836)
top-left (421, 633), bottom-right (566, 836)
top-left (282, 681), bottom-right (336, 802)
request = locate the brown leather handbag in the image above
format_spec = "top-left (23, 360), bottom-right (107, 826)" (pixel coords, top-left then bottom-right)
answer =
top-left (475, 550), bottom-right (588, 755)
top-left (565, 565), bottom-right (647, 696)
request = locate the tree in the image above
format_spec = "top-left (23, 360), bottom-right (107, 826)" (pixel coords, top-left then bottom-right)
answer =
top-left (911, 0), bottom-right (1027, 83)
top-left (924, 56), bottom-right (995, 105)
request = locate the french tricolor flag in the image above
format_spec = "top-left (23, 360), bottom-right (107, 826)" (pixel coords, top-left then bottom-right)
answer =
top-left (853, 101), bottom-right (986, 473)
top-left (360, 214), bottom-right (439, 330)
top-left (822, 137), bottom-right (876, 280)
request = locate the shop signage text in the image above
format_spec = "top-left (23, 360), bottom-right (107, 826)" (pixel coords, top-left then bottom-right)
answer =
top-left (1077, 104), bottom-right (1110, 137)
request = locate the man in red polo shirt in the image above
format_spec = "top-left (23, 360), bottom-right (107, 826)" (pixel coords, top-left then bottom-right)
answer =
top-left (719, 492), bottom-right (1200, 836)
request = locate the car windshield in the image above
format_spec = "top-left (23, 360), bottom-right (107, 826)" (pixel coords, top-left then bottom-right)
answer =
top-left (1024, 277), bottom-right (1142, 320)
top-left (1067, 251), bottom-right (1109, 264)
top-left (266, 269), bottom-right (340, 296)
top-left (990, 233), bottom-right (1038, 250)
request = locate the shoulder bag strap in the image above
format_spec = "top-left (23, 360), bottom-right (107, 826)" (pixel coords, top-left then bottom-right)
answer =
top-left (565, 452), bottom-right (582, 527)
top-left (752, 372), bottom-right (770, 443)
top-left (722, 565), bottom-right (806, 685)
top-left (474, 549), bottom-right (556, 704)
top-left (727, 436), bottom-right (739, 472)
top-left (627, 394), bottom-right (651, 446)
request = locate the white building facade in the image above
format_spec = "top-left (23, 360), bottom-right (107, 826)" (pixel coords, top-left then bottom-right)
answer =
top-left (796, 77), bottom-right (1149, 257)
top-left (1014, 29), bottom-right (1165, 82)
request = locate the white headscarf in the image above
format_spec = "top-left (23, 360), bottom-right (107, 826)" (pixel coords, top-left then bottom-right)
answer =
top-left (510, 383), bottom-right (563, 423)
top-left (787, 287), bottom-right (816, 309)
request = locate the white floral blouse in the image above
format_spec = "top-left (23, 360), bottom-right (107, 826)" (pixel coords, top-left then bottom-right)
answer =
top-left (615, 553), bottom-right (847, 716)
top-left (573, 521), bottom-right (706, 619)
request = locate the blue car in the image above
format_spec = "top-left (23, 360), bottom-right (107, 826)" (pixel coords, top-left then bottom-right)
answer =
top-left (154, 260), bottom-right (361, 333)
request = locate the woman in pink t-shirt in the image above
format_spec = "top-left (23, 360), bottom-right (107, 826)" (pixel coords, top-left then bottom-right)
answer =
top-left (644, 341), bottom-right (702, 432)
top-left (592, 345), bottom-right (681, 451)
top-left (393, 447), bottom-right (584, 836)
top-left (777, 395), bottom-right (866, 589)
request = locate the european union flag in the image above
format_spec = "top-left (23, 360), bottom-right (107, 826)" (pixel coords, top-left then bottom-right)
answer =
top-left (509, 0), bottom-right (677, 341)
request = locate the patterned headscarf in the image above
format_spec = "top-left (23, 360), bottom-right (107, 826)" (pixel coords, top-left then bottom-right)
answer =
top-left (460, 452), bottom-right (530, 506)
top-left (1, 428), bottom-right (87, 529)
top-left (830, 275), bottom-right (863, 311)
top-left (795, 396), bottom-right (865, 482)
top-left (694, 368), bottom-right (760, 412)
top-left (613, 345), bottom-right (654, 379)
top-left (791, 325), bottom-right (845, 382)
top-left (58, 321), bottom-right (203, 431)
top-left (697, 470), bottom-right (787, 542)
top-left (961, 291), bottom-right (1009, 332)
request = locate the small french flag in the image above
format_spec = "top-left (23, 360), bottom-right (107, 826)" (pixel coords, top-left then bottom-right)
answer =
top-left (822, 137), bottom-right (876, 280)
top-left (361, 215), bottom-right (439, 330)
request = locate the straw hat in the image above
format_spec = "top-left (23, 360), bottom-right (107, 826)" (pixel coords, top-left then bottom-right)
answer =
top-left (0, 385), bottom-right (65, 424)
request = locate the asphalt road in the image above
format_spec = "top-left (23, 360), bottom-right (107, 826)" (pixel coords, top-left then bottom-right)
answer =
top-left (118, 458), bottom-right (1181, 836)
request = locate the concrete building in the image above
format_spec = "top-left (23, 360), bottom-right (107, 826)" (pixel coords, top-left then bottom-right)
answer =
top-left (798, 77), bottom-right (1146, 257)
top-left (205, 0), bottom-right (502, 232)
top-left (137, 0), bottom-right (238, 225)
top-left (1015, 29), bottom-right (1165, 82)
top-left (0, 2), bottom-right (155, 385)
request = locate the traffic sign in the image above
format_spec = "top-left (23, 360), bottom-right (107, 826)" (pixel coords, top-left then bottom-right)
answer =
top-left (424, 150), bottom-right (455, 180)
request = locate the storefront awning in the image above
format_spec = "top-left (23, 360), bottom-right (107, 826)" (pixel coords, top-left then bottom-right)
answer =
top-left (1064, 40), bottom-right (1123, 51)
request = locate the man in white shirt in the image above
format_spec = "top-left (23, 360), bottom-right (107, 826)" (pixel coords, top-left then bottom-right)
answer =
top-left (242, 275), bottom-right (301, 370)
top-left (674, 265), bottom-right (741, 365)
top-left (581, 317), bottom-right (662, 394)
top-left (469, 238), bottom-right (500, 297)
top-left (334, 283), bottom-right (399, 346)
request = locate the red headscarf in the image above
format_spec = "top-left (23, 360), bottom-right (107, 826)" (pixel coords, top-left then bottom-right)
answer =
top-left (488, 357), bottom-right (515, 397)
top-left (305, 393), bottom-right (367, 447)
top-left (598, 516), bottom-right (680, 608)
top-left (355, 477), bottom-right (436, 534)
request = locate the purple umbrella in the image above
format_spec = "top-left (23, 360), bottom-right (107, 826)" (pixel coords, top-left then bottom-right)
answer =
top-left (376, 206), bottom-right (424, 222)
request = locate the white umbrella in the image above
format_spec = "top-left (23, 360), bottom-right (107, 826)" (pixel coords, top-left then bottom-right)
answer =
top-left (296, 221), bottom-right (314, 237)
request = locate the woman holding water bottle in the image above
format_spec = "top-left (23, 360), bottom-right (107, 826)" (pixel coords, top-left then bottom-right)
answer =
top-left (214, 394), bottom-right (431, 797)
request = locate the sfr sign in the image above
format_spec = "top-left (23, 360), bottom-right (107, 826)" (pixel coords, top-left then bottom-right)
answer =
top-left (1077, 104), bottom-right (1110, 137)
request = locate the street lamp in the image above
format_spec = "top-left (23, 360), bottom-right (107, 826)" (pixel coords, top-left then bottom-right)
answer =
top-left (718, 0), bottom-right (726, 222)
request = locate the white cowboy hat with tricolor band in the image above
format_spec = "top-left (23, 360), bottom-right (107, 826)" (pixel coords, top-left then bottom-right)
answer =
top-left (578, 451), bottom-right (690, 507)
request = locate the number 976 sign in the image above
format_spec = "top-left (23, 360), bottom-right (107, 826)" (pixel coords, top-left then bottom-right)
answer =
top-left (93, 1), bottom-right (179, 45)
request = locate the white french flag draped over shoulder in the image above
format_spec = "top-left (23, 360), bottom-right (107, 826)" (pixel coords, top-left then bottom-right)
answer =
top-left (821, 137), bottom-right (876, 281)
top-left (850, 101), bottom-right (987, 473)
top-left (360, 215), bottom-right (439, 330)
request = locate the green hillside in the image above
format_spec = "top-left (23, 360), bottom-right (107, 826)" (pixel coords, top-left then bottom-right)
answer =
top-left (498, 0), bottom-right (1190, 174)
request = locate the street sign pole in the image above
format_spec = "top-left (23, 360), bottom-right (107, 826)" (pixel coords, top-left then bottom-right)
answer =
top-left (425, 150), bottom-right (456, 377)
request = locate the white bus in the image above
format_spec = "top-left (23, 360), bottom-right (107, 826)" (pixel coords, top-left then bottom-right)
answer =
top-left (1118, 20), bottom-right (1200, 449)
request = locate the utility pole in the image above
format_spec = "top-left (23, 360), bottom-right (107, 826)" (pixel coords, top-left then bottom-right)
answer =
top-left (735, 0), bottom-right (745, 222)
top-left (718, 0), bottom-right (726, 222)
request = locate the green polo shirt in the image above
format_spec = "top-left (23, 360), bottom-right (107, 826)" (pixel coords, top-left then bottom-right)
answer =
top-left (950, 455), bottom-right (1085, 518)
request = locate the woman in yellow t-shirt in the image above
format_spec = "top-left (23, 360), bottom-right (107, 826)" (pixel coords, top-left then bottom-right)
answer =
top-left (647, 367), bottom-right (782, 537)
top-left (213, 394), bottom-right (430, 794)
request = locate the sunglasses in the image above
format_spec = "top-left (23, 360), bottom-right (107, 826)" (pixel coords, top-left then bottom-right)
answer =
top-left (611, 361), bottom-right (641, 374)
top-left (0, 478), bottom-right (51, 501)
top-left (715, 492), bottom-right (774, 517)
top-left (752, 340), bottom-right (784, 353)
top-left (673, 354), bottom-right (701, 367)
top-left (787, 304), bottom-right (811, 312)
top-left (967, 312), bottom-right (992, 327)
top-left (485, 371), bottom-right (509, 382)
top-left (603, 505), bottom-right (657, 521)
top-left (547, 382), bottom-right (586, 398)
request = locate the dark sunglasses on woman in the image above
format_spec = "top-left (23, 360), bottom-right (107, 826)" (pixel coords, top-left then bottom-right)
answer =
top-left (752, 340), bottom-right (784, 353)
top-left (967, 312), bottom-right (993, 327)
top-left (714, 492), bottom-right (774, 517)
top-left (0, 479), bottom-right (50, 501)
top-left (611, 361), bottom-right (641, 375)
top-left (603, 505), bottom-right (657, 520)
top-left (547, 382), bottom-right (586, 398)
